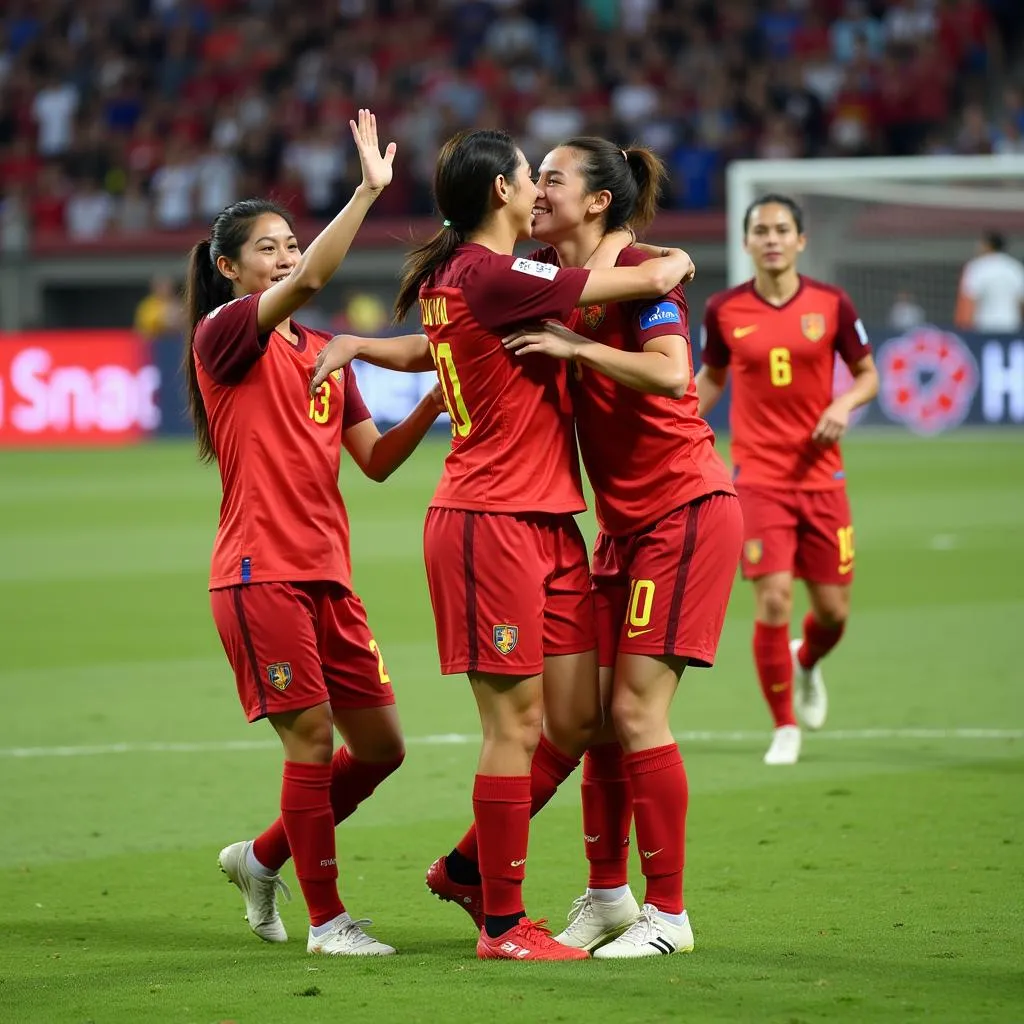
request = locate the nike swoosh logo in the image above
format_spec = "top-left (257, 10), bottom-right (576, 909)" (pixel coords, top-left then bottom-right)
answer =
top-left (770, 683), bottom-right (789, 692)
top-left (733, 325), bottom-right (759, 338)
top-left (641, 848), bottom-right (664, 859)
top-left (510, 858), bottom-right (526, 867)
top-left (626, 627), bottom-right (654, 639)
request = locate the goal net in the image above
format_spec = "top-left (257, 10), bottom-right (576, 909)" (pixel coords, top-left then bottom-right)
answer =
top-left (725, 155), bottom-right (1024, 328)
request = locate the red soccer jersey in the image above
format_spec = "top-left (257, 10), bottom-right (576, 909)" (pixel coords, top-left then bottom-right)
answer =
top-left (535, 245), bottom-right (734, 536)
top-left (193, 292), bottom-right (372, 590)
top-left (419, 243), bottom-right (591, 514)
top-left (701, 276), bottom-right (871, 491)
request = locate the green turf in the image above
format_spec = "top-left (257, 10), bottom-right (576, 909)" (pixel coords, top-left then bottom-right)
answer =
top-left (0, 433), bottom-right (1022, 1024)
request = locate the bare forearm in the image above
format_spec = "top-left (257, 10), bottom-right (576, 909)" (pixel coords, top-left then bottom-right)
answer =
top-left (365, 391), bottom-right (443, 481)
top-left (576, 343), bottom-right (688, 398)
top-left (834, 367), bottom-right (879, 412)
top-left (352, 334), bottom-right (434, 372)
top-left (695, 369), bottom-right (725, 417)
top-left (292, 185), bottom-right (380, 291)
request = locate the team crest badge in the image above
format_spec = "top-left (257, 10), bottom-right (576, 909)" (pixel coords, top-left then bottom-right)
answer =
top-left (267, 662), bottom-right (293, 691)
top-left (581, 304), bottom-right (606, 330)
top-left (492, 624), bottom-right (519, 656)
top-left (745, 539), bottom-right (763, 565)
top-left (801, 313), bottom-right (826, 342)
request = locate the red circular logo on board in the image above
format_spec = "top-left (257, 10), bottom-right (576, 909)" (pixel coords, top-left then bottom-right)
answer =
top-left (877, 327), bottom-right (979, 435)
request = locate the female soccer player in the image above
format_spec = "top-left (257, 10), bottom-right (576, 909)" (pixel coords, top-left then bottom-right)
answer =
top-left (185, 111), bottom-right (444, 957)
top-left (312, 128), bottom-right (694, 961)
top-left (491, 138), bottom-right (742, 958)
top-left (697, 194), bottom-right (879, 766)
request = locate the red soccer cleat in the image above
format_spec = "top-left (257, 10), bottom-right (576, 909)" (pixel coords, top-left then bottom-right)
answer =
top-left (476, 917), bottom-right (590, 961)
top-left (425, 856), bottom-right (485, 928)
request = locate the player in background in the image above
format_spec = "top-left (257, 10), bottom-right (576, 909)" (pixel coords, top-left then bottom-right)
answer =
top-left (185, 112), bottom-right (445, 956)
top-left (696, 194), bottom-right (879, 766)
top-left (954, 230), bottom-right (1024, 333)
top-left (312, 128), bottom-right (694, 961)
top-left (492, 137), bottom-right (741, 958)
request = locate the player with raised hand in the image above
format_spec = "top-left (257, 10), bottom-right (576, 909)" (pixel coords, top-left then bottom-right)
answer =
top-left (697, 194), bottom-right (879, 767)
top-left (315, 128), bottom-right (694, 961)
top-left (491, 137), bottom-right (742, 958)
top-left (185, 111), bottom-right (445, 957)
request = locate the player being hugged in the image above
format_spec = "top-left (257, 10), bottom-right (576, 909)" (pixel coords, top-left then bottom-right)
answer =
top-left (185, 111), bottom-right (445, 957)
top-left (697, 194), bottom-right (879, 766)
top-left (495, 138), bottom-right (742, 958)
top-left (312, 128), bottom-right (694, 961)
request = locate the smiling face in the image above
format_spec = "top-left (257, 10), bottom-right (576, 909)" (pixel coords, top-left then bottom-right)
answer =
top-left (217, 213), bottom-right (300, 297)
top-left (503, 148), bottom-right (541, 240)
top-left (744, 202), bottom-right (806, 276)
top-left (532, 146), bottom-right (610, 244)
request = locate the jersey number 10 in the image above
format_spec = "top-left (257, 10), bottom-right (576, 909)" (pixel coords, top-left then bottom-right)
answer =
top-left (429, 341), bottom-right (472, 438)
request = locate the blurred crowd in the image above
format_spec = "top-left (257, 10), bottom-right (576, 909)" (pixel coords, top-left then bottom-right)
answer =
top-left (1, 0), bottom-right (1023, 241)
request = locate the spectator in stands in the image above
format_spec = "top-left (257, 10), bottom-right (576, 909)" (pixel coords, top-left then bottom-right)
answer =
top-left (133, 274), bottom-right (182, 341)
top-left (955, 231), bottom-right (1024, 333)
top-left (65, 177), bottom-right (115, 240)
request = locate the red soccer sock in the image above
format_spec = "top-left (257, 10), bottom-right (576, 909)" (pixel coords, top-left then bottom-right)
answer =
top-left (455, 735), bottom-right (579, 863)
top-left (473, 774), bottom-right (531, 917)
top-left (798, 612), bottom-right (845, 670)
top-left (280, 761), bottom-right (344, 927)
top-left (253, 747), bottom-right (404, 871)
top-left (753, 621), bottom-right (796, 727)
top-left (624, 744), bottom-right (687, 915)
top-left (581, 743), bottom-right (632, 889)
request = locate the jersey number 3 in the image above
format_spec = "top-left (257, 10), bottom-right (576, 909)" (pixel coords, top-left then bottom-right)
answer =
top-left (309, 380), bottom-right (331, 423)
top-left (429, 341), bottom-right (472, 438)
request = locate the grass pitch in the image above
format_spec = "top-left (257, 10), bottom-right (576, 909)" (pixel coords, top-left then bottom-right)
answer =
top-left (0, 433), bottom-right (1021, 1023)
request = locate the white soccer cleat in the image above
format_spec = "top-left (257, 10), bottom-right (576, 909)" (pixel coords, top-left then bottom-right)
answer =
top-left (307, 916), bottom-right (397, 956)
top-left (218, 840), bottom-right (291, 943)
top-left (553, 889), bottom-right (641, 950)
top-left (791, 638), bottom-right (828, 730)
top-left (763, 724), bottom-right (802, 766)
top-left (591, 903), bottom-right (694, 959)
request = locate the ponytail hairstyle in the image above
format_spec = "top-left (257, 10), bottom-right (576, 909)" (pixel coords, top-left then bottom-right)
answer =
top-left (182, 198), bottom-right (294, 462)
top-left (395, 129), bottom-right (521, 321)
top-left (559, 136), bottom-right (668, 235)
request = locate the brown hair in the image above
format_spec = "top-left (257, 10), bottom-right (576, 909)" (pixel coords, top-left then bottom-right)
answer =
top-left (559, 137), bottom-right (667, 234)
top-left (182, 198), bottom-right (293, 461)
top-left (394, 129), bottom-right (521, 321)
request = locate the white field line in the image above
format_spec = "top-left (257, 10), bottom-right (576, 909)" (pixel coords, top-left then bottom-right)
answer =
top-left (0, 728), bottom-right (1020, 760)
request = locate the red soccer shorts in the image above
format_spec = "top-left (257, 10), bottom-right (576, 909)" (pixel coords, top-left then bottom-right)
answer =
top-left (210, 581), bottom-right (396, 722)
top-left (424, 508), bottom-right (596, 676)
top-left (592, 492), bottom-right (743, 668)
top-left (735, 484), bottom-right (855, 585)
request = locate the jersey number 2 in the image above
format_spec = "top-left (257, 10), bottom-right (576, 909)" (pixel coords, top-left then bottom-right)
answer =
top-left (429, 341), bottom-right (472, 438)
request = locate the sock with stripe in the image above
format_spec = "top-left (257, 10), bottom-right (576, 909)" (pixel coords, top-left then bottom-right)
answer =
top-left (624, 743), bottom-right (687, 916)
top-left (754, 621), bottom-right (796, 727)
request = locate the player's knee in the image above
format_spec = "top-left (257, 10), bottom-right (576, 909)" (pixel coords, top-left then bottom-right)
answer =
top-left (815, 603), bottom-right (848, 629)
top-left (609, 689), bottom-right (652, 750)
top-left (544, 703), bottom-right (601, 760)
top-left (757, 587), bottom-right (792, 625)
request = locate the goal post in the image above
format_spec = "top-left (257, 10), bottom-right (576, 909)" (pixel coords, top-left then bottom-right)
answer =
top-left (725, 155), bottom-right (1024, 327)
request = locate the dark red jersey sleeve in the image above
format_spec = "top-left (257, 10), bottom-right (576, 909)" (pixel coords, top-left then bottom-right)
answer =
top-left (633, 286), bottom-right (690, 349)
top-left (193, 292), bottom-right (271, 385)
top-left (699, 295), bottom-right (731, 369)
top-left (464, 253), bottom-right (590, 334)
top-left (341, 365), bottom-right (372, 429)
top-left (834, 290), bottom-right (872, 367)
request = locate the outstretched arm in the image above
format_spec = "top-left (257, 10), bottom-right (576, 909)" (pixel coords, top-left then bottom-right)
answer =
top-left (256, 110), bottom-right (396, 333)
top-left (311, 333), bottom-right (432, 393)
top-left (342, 385), bottom-right (447, 482)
